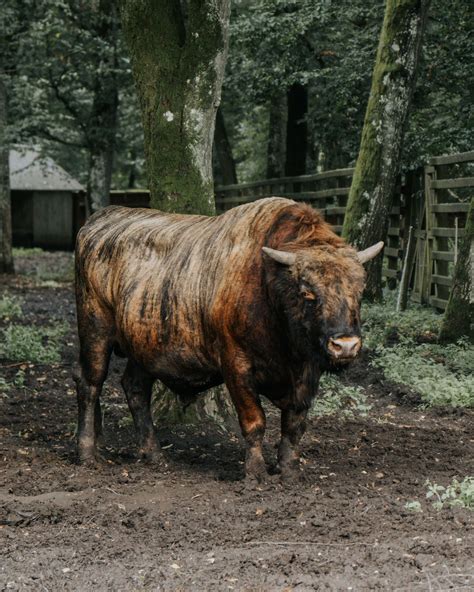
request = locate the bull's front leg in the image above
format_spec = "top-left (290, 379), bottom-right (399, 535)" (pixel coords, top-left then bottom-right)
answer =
top-left (278, 406), bottom-right (308, 480)
top-left (223, 359), bottom-right (267, 482)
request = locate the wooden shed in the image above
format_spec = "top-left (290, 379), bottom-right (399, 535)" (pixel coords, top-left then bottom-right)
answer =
top-left (10, 148), bottom-right (85, 250)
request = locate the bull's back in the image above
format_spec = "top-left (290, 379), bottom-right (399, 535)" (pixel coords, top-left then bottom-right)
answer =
top-left (75, 199), bottom-right (299, 381)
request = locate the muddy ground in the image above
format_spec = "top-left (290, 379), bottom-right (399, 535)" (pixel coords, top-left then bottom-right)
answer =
top-left (1, 253), bottom-right (473, 591)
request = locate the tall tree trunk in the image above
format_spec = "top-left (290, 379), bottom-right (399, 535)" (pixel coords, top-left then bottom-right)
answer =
top-left (121, 0), bottom-right (230, 213)
top-left (267, 92), bottom-right (287, 179)
top-left (121, 0), bottom-right (235, 428)
top-left (214, 105), bottom-right (237, 185)
top-left (0, 74), bottom-right (14, 274)
top-left (87, 0), bottom-right (119, 213)
top-left (439, 199), bottom-right (473, 342)
top-left (342, 0), bottom-right (431, 301)
top-left (285, 83), bottom-right (308, 176)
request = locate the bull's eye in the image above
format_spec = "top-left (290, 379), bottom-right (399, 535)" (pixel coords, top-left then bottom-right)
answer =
top-left (301, 287), bottom-right (316, 301)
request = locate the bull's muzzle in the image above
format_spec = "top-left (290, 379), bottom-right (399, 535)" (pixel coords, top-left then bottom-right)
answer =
top-left (327, 336), bottom-right (362, 361)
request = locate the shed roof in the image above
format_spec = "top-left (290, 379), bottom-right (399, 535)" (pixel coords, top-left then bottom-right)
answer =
top-left (10, 148), bottom-right (84, 192)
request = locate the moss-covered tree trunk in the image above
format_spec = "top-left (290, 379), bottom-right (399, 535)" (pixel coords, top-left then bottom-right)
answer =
top-left (342, 0), bottom-right (431, 300)
top-left (0, 74), bottom-right (14, 274)
top-left (121, 0), bottom-right (235, 428)
top-left (439, 199), bottom-right (473, 342)
top-left (121, 0), bottom-right (230, 213)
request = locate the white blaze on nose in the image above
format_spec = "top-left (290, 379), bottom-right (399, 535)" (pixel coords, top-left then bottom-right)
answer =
top-left (327, 336), bottom-right (361, 359)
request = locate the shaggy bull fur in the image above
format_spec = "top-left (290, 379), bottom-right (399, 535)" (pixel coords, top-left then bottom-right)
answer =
top-left (74, 197), bottom-right (378, 480)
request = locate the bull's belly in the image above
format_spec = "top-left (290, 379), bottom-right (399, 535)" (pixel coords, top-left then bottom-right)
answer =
top-left (115, 332), bottom-right (223, 398)
top-left (156, 369), bottom-right (224, 399)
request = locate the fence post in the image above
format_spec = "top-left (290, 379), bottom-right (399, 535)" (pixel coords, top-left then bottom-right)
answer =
top-left (421, 165), bottom-right (436, 303)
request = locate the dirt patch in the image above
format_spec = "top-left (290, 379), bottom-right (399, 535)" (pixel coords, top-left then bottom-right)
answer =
top-left (1, 257), bottom-right (473, 591)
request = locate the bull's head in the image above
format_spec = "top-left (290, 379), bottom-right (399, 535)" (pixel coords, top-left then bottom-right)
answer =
top-left (262, 242), bottom-right (384, 365)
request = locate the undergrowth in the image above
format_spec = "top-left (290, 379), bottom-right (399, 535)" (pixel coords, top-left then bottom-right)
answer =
top-left (0, 294), bottom-right (23, 319)
top-left (311, 375), bottom-right (371, 418)
top-left (362, 295), bottom-right (474, 408)
top-left (0, 370), bottom-right (26, 393)
top-left (0, 323), bottom-right (68, 364)
top-left (406, 477), bottom-right (474, 512)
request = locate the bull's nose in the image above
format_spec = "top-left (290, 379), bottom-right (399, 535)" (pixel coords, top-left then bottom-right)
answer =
top-left (327, 336), bottom-right (361, 359)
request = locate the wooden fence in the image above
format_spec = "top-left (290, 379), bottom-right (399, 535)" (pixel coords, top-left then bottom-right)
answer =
top-left (411, 151), bottom-right (473, 310)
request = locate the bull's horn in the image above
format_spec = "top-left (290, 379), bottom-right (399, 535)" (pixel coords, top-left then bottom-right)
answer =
top-left (262, 246), bottom-right (296, 266)
top-left (357, 241), bottom-right (384, 264)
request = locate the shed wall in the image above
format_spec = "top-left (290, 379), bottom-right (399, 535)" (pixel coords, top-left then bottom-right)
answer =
top-left (33, 191), bottom-right (73, 249)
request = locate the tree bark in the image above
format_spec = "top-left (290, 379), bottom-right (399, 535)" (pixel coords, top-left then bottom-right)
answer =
top-left (439, 199), bottom-right (473, 342)
top-left (121, 0), bottom-right (230, 213)
top-left (121, 0), bottom-right (236, 427)
top-left (342, 0), bottom-right (431, 300)
top-left (214, 105), bottom-right (237, 185)
top-left (0, 74), bottom-right (14, 274)
top-left (87, 1), bottom-right (119, 212)
top-left (267, 92), bottom-right (287, 179)
top-left (285, 83), bottom-right (308, 177)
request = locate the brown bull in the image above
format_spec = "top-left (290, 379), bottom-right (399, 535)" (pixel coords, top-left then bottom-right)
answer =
top-left (74, 197), bottom-right (383, 480)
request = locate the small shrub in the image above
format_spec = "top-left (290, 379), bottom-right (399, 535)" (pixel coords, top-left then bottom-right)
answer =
top-left (310, 375), bottom-right (372, 417)
top-left (0, 323), bottom-right (68, 364)
top-left (404, 500), bottom-right (422, 513)
top-left (0, 294), bottom-right (23, 319)
top-left (12, 247), bottom-right (44, 256)
top-left (118, 414), bottom-right (134, 429)
top-left (372, 345), bottom-right (474, 408)
top-left (417, 338), bottom-right (474, 375)
top-left (426, 477), bottom-right (474, 511)
top-left (34, 260), bottom-right (74, 283)
top-left (0, 370), bottom-right (25, 392)
top-left (362, 297), bottom-right (473, 408)
top-left (361, 295), bottom-right (442, 349)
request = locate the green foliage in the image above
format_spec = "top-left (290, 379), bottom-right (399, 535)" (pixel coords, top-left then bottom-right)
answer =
top-left (362, 296), bottom-right (474, 408)
top-left (0, 322), bottom-right (68, 363)
top-left (12, 247), bottom-right (44, 256)
top-left (361, 295), bottom-right (442, 349)
top-left (0, 369), bottom-right (26, 393)
top-left (404, 500), bottom-right (422, 513)
top-left (226, 0), bottom-right (472, 180)
top-left (4, 0), bottom-right (143, 189)
top-left (426, 477), bottom-right (474, 511)
top-left (372, 344), bottom-right (474, 408)
top-left (0, 294), bottom-right (22, 319)
top-left (311, 374), bottom-right (372, 418)
top-left (33, 259), bottom-right (74, 283)
top-left (118, 414), bottom-right (134, 429)
top-left (232, 105), bottom-right (269, 182)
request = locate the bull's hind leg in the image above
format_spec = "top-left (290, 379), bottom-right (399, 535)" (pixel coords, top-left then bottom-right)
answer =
top-left (121, 360), bottom-right (162, 462)
top-left (74, 306), bottom-right (113, 464)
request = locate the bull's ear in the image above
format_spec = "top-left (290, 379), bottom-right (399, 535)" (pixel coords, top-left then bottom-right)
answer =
top-left (262, 246), bottom-right (296, 266)
top-left (357, 241), bottom-right (384, 264)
